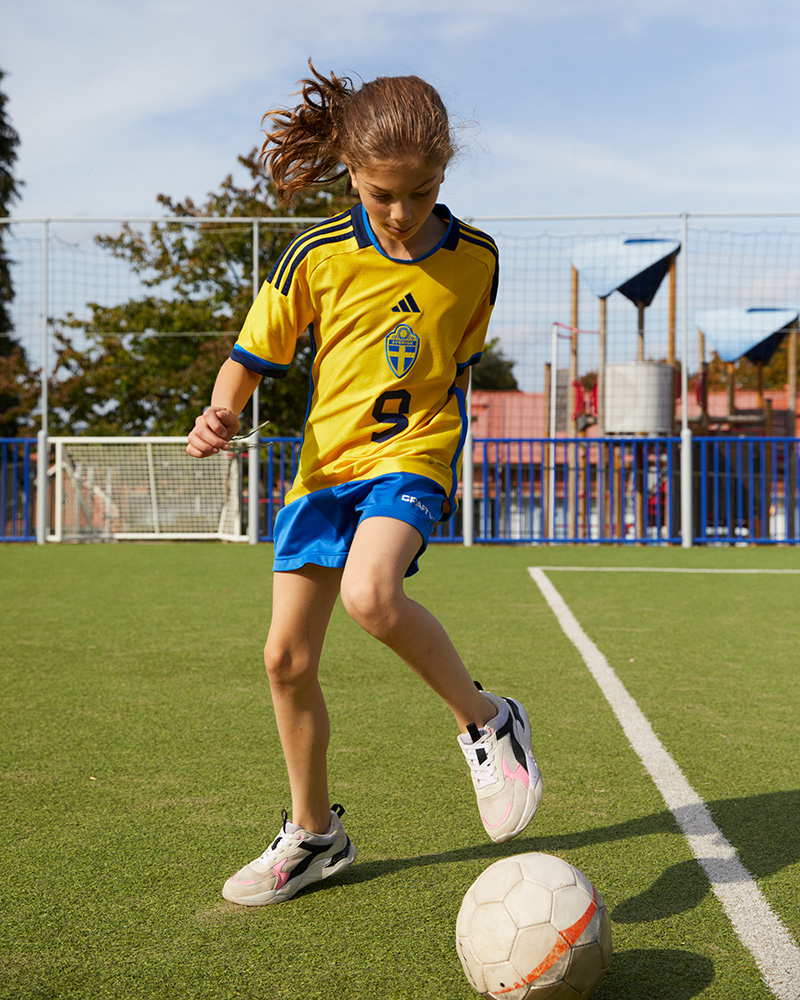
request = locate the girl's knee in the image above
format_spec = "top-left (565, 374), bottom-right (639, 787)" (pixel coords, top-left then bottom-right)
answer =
top-left (340, 575), bottom-right (400, 639)
top-left (263, 640), bottom-right (314, 688)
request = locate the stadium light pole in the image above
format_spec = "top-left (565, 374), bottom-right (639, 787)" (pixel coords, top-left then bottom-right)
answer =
top-left (36, 219), bottom-right (49, 545)
top-left (679, 212), bottom-right (693, 548)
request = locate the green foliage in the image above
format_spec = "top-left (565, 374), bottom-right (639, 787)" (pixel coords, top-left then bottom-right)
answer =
top-left (705, 336), bottom-right (798, 392)
top-left (0, 343), bottom-right (38, 434)
top-left (0, 69), bottom-right (21, 226)
top-left (48, 150), bottom-right (520, 434)
top-left (471, 336), bottom-right (518, 390)
top-left (49, 152), bottom-right (354, 435)
top-left (0, 66), bottom-right (33, 436)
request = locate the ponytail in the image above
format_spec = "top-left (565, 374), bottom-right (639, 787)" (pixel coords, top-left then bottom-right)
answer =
top-left (261, 60), bottom-right (454, 203)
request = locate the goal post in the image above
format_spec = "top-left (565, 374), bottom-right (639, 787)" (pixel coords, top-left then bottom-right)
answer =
top-left (47, 437), bottom-right (247, 542)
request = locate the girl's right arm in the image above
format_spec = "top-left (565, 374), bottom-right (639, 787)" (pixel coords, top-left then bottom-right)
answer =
top-left (186, 358), bottom-right (262, 458)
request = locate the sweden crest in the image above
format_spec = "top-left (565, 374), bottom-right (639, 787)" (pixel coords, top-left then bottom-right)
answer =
top-left (385, 323), bottom-right (419, 378)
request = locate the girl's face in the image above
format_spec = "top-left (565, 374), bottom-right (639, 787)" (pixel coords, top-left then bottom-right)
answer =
top-left (347, 158), bottom-right (446, 259)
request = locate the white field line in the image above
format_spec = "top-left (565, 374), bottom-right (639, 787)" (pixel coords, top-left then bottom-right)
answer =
top-left (532, 566), bottom-right (800, 574)
top-left (527, 566), bottom-right (800, 1000)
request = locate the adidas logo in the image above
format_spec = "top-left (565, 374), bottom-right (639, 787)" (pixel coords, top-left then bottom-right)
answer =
top-left (392, 293), bottom-right (421, 313)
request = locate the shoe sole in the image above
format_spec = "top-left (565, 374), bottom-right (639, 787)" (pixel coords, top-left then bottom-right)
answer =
top-left (223, 839), bottom-right (357, 906)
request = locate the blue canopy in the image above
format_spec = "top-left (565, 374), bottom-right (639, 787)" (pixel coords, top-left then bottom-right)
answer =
top-left (572, 238), bottom-right (681, 306)
top-left (695, 307), bottom-right (799, 365)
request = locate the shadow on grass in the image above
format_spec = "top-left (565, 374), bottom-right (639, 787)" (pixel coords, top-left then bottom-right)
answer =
top-left (534, 788), bottom-right (798, 925)
top-left (326, 788), bottom-right (799, 926)
top-left (611, 860), bottom-right (710, 924)
top-left (306, 838), bottom-right (504, 893)
top-left (594, 948), bottom-right (715, 1000)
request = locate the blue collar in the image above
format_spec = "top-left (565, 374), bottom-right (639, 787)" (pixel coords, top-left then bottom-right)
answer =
top-left (359, 203), bottom-right (454, 262)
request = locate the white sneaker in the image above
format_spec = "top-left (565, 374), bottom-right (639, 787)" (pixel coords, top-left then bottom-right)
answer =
top-left (222, 804), bottom-right (356, 905)
top-left (459, 689), bottom-right (543, 843)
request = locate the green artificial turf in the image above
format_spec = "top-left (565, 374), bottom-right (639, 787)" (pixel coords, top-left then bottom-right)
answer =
top-left (1, 542), bottom-right (797, 999)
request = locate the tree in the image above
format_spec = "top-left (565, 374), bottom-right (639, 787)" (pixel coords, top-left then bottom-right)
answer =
top-left (703, 335), bottom-right (798, 395)
top-left (50, 152), bottom-right (353, 435)
top-left (0, 67), bottom-right (34, 437)
top-left (50, 158), bottom-right (522, 433)
top-left (471, 337), bottom-right (519, 390)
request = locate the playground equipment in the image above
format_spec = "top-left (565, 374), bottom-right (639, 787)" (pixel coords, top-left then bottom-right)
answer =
top-left (544, 238), bottom-right (681, 540)
top-left (570, 237), bottom-right (681, 434)
top-left (694, 307), bottom-right (799, 433)
top-left (692, 307), bottom-right (799, 541)
top-left (604, 361), bottom-right (674, 435)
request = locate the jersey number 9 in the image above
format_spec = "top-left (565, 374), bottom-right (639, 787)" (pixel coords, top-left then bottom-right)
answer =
top-left (371, 389), bottom-right (411, 443)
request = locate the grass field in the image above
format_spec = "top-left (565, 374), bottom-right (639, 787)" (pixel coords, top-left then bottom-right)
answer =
top-left (2, 542), bottom-right (798, 1000)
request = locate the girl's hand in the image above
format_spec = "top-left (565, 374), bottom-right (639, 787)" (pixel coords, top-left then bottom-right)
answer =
top-left (186, 407), bottom-right (240, 457)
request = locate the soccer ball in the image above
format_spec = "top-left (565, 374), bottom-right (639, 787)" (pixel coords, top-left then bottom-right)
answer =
top-left (455, 853), bottom-right (612, 1000)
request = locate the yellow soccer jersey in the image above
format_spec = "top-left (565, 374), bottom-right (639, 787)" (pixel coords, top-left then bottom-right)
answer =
top-left (231, 204), bottom-right (499, 512)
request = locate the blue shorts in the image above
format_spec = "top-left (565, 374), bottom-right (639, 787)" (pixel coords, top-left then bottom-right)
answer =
top-left (272, 473), bottom-right (446, 578)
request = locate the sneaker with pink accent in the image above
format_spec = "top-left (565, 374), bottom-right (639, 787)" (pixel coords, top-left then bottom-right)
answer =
top-left (222, 804), bottom-right (356, 905)
top-left (458, 689), bottom-right (543, 843)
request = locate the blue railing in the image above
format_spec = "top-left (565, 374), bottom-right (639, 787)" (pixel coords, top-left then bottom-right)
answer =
top-left (258, 437), bottom-right (301, 541)
top-left (1, 438), bottom-right (37, 542)
top-left (693, 436), bottom-right (799, 544)
top-left (431, 437), bottom-right (683, 545)
top-left (5, 435), bottom-right (799, 545)
top-left (253, 434), bottom-right (797, 546)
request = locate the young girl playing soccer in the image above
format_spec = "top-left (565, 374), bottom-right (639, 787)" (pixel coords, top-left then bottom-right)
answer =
top-left (187, 63), bottom-right (542, 905)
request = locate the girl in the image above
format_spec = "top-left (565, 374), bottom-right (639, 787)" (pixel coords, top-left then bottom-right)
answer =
top-left (187, 63), bottom-right (542, 905)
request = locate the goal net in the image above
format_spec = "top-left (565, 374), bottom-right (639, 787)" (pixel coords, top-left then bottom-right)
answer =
top-left (48, 437), bottom-right (247, 542)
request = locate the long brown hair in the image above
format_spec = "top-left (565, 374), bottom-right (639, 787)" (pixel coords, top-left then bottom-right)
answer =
top-left (261, 61), bottom-right (455, 203)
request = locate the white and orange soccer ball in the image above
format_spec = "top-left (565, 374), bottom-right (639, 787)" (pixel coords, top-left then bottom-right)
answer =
top-left (456, 853), bottom-right (612, 1000)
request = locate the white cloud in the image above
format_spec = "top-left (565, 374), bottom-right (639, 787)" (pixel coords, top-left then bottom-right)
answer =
top-left (449, 119), bottom-right (800, 217)
top-left (4, 0), bottom-right (800, 217)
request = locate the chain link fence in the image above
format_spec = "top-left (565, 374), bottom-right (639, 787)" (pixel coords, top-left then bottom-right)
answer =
top-left (2, 212), bottom-right (799, 544)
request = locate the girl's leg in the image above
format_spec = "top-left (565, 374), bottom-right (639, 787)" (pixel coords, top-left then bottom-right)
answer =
top-left (339, 515), bottom-right (542, 846)
top-left (339, 516), bottom-right (493, 730)
top-left (264, 564), bottom-right (343, 834)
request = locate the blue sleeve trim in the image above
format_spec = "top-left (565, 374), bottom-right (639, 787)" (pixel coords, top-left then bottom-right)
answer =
top-left (456, 351), bottom-right (483, 375)
top-left (230, 345), bottom-right (290, 379)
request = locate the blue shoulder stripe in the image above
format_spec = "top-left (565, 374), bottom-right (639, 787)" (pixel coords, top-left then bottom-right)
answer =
top-left (457, 222), bottom-right (500, 305)
top-left (459, 221), bottom-right (497, 249)
top-left (268, 210), bottom-right (356, 296)
top-left (458, 227), bottom-right (499, 261)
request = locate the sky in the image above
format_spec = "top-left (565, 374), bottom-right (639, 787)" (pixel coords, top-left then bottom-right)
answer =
top-left (4, 0), bottom-right (800, 222)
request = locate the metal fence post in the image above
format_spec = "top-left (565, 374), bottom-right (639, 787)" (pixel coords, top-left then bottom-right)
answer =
top-left (248, 218), bottom-right (260, 545)
top-left (679, 212), bottom-right (693, 548)
top-left (36, 219), bottom-right (49, 545)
